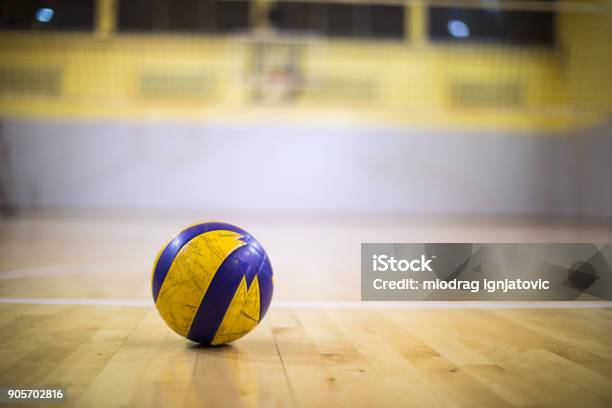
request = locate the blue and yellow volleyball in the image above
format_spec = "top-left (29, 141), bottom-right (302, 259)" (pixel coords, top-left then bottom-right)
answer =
top-left (151, 222), bottom-right (273, 345)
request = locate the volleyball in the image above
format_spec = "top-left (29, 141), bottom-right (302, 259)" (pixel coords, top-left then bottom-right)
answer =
top-left (151, 222), bottom-right (273, 345)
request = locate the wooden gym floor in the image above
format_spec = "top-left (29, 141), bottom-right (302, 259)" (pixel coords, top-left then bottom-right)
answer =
top-left (0, 212), bottom-right (611, 407)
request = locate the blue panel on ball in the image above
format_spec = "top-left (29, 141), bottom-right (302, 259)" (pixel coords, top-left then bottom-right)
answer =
top-left (257, 256), bottom-right (274, 320)
top-left (186, 241), bottom-right (272, 344)
top-left (152, 222), bottom-right (249, 302)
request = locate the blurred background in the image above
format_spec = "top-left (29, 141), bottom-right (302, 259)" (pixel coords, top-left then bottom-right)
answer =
top-left (0, 0), bottom-right (611, 219)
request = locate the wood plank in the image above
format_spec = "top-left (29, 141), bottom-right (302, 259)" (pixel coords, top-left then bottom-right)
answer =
top-left (412, 309), bottom-right (612, 408)
top-left (327, 309), bottom-right (457, 408)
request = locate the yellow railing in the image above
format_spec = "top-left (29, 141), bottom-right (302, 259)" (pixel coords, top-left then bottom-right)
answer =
top-left (0, 0), bottom-right (610, 132)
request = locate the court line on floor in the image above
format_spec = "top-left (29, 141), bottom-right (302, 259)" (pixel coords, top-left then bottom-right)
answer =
top-left (0, 262), bottom-right (148, 279)
top-left (0, 297), bottom-right (610, 309)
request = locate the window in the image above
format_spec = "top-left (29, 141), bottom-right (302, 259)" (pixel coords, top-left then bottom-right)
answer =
top-left (428, 5), bottom-right (555, 46)
top-left (269, 2), bottom-right (405, 40)
top-left (0, 0), bottom-right (95, 31)
top-left (118, 0), bottom-right (251, 33)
